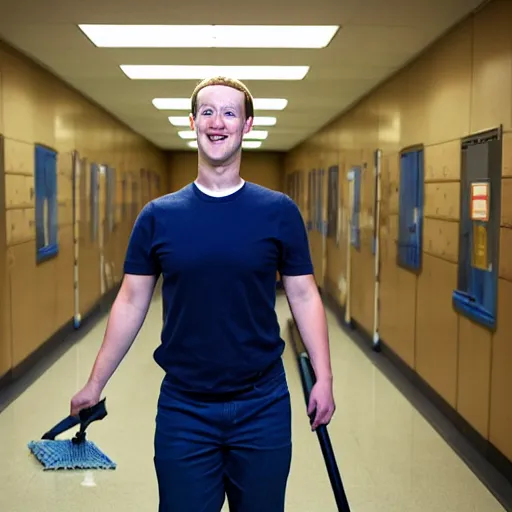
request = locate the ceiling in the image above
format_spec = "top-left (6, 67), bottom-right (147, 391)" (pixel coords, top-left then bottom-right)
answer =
top-left (0, 0), bottom-right (485, 152)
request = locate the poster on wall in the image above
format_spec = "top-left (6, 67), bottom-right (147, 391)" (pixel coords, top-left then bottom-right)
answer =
top-left (35, 145), bottom-right (59, 263)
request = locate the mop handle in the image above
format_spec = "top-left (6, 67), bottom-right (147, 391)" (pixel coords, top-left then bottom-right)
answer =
top-left (42, 416), bottom-right (80, 440)
top-left (41, 398), bottom-right (108, 441)
top-left (298, 353), bottom-right (351, 512)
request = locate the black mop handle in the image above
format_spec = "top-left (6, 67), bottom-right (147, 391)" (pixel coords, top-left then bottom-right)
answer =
top-left (298, 353), bottom-right (351, 512)
top-left (42, 415), bottom-right (80, 440)
top-left (41, 398), bottom-right (108, 441)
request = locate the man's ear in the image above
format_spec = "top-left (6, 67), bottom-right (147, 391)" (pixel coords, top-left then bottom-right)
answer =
top-left (243, 116), bottom-right (254, 134)
top-left (189, 113), bottom-right (195, 130)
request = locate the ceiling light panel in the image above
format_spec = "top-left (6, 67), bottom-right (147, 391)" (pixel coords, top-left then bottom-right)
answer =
top-left (121, 65), bottom-right (309, 80)
top-left (169, 116), bottom-right (276, 127)
top-left (154, 98), bottom-right (288, 111)
top-left (254, 99), bottom-right (288, 110)
top-left (168, 117), bottom-right (192, 127)
top-left (79, 24), bottom-right (339, 49)
top-left (242, 141), bottom-right (263, 149)
top-left (243, 130), bottom-right (268, 140)
top-left (178, 131), bottom-right (197, 140)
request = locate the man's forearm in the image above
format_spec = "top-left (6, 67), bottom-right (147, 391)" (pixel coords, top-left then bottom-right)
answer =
top-left (288, 290), bottom-right (333, 383)
top-left (87, 296), bottom-right (149, 390)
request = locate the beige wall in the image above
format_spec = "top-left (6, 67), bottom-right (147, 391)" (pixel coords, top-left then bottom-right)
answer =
top-left (0, 40), bottom-right (169, 379)
top-left (285, 0), bottom-right (512, 465)
top-left (168, 151), bottom-right (285, 192)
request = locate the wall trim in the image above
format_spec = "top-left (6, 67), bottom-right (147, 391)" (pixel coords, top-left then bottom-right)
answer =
top-left (319, 287), bottom-right (512, 512)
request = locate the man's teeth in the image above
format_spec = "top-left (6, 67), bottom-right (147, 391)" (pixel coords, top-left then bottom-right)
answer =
top-left (209, 135), bottom-right (227, 141)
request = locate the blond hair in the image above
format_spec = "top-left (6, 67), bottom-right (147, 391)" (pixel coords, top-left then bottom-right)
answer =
top-left (190, 76), bottom-right (254, 119)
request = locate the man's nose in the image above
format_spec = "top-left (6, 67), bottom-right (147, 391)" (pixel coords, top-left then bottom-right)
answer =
top-left (209, 113), bottom-right (225, 128)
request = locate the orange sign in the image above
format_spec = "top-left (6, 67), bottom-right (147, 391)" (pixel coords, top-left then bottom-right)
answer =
top-left (470, 182), bottom-right (490, 221)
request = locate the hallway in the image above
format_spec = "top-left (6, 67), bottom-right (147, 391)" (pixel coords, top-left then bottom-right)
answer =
top-left (0, 291), bottom-right (505, 511)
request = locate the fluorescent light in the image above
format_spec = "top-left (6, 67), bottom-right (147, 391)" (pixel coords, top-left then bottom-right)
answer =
top-left (154, 98), bottom-right (288, 111)
top-left (153, 98), bottom-right (190, 110)
top-left (250, 117), bottom-right (277, 126)
top-left (242, 141), bottom-right (262, 149)
top-left (178, 131), bottom-right (197, 140)
top-left (121, 65), bottom-right (309, 80)
top-left (244, 130), bottom-right (268, 140)
top-left (79, 24), bottom-right (339, 49)
top-left (178, 130), bottom-right (268, 140)
top-left (254, 99), bottom-right (288, 110)
top-left (187, 140), bottom-right (262, 149)
top-left (169, 116), bottom-right (276, 127)
top-left (169, 117), bottom-right (191, 127)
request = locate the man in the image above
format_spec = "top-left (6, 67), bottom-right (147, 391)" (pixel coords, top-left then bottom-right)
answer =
top-left (70, 76), bottom-right (335, 511)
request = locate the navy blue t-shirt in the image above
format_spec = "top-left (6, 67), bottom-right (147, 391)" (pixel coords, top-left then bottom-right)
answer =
top-left (123, 181), bottom-right (314, 394)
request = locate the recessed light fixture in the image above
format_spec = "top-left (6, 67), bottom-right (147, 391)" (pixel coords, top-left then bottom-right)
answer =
top-left (244, 130), bottom-right (268, 140)
top-left (169, 116), bottom-right (277, 127)
top-left (78, 24), bottom-right (339, 49)
top-left (178, 131), bottom-right (198, 140)
top-left (242, 141), bottom-right (262, 149)
top-left (121, 65), bottom-right (309, 80)
top-left (154, 98), bottom-right (288, 111)
top-left (178, 130), bottom-right (268, 140)
top-left (254, 99), bottom-right (288, 110)
top-left (187, 140), bottom-right (262, 149)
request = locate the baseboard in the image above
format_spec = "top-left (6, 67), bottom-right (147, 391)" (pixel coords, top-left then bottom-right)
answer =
top-left (311, 288), bottom-right (512, 511)
top-left (0, 283), bottom-right (121, 414)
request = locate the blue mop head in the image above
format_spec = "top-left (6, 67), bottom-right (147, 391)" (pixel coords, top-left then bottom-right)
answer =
top-left (28, 439), bottom-right (116, 470)
top-left (28, 398), bottom-right (116, 471)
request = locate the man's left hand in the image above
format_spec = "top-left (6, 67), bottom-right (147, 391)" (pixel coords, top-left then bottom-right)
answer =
top-left (307, 378), bottom-right (336, 431)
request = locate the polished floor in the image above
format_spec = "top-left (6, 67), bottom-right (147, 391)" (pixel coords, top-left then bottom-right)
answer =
top-left (0, 290), bottom-right (506, 511)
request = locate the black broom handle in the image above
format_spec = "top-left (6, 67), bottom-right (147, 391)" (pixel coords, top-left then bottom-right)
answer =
top-left (298, 353), bottom-right (351, 512)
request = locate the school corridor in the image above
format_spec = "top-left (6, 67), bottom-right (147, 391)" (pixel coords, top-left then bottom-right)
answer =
top-left (2, 0), bottom-right (512, 510)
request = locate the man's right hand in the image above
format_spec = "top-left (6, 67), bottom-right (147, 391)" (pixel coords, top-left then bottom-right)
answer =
top-left (70, 381), bottom-right (102, 417)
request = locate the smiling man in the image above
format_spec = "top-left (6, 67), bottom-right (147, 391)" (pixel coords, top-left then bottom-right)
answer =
top-left (70, 76), bottom-right (335, 512)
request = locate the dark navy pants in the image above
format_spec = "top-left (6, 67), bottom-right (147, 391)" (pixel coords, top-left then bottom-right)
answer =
top-left (154, 362), bottom-right (292, 512)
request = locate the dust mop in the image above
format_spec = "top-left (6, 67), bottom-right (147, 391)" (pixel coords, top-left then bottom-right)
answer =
top-left (28, 398), bottom-right (116, 470)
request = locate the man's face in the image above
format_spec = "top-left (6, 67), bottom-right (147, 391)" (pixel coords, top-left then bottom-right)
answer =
top-left (190, 85), bottom-right (253, 165)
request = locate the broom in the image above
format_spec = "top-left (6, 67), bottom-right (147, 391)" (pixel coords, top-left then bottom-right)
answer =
top-left (28, 398), bottom-right (116, 470)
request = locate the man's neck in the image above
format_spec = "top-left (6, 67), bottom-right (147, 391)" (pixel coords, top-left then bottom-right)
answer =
top-left (194, 178), bottom-right (245, 197)
top-left (196, 155), bottom-right (243, 192)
